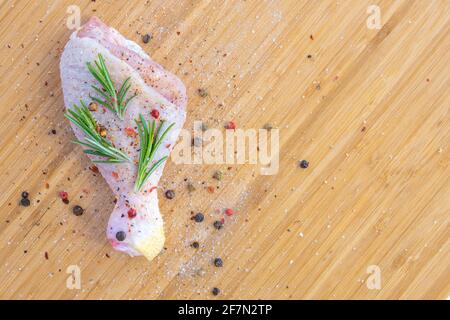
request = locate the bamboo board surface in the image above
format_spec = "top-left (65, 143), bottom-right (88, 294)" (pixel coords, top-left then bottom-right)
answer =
top-left (0, 0), bottom-right (449, 299)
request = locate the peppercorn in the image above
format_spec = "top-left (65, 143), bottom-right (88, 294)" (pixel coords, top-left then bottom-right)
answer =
top-left (51, 129), bottom-right (57, 134)
top-left (187, 183), bottom-right (196, 192)
top-left (192, 213), bottom-right (204, 222)
top-left (191, 241), bottom-right (199, 249)
top-left (214, 258), bottom-right (223, 267)
top-left (142, 33), bottom-right (152, 44)
top-left (116, 231), bottom-right (126, 241)
top-left (21, 191), bottom-right (29, 199)
top-left (72, 205), bottom-right (84, 216)
top-left (213, 220), bottom-right (223, 230)
top-left (88, 102), bottom-right (98, 111)
top-left (165, 189), bottom-right (175, 199)
top-left (197, 88), bottom-right (208, 98)
top-left (212, 170), bottom-right (223, 181)
top-left (20, 198), bottom-right (30, 207)
top-left (212, 287), bottom-right (220, 296)
top-left (299, 160), bottom-right (309, 169)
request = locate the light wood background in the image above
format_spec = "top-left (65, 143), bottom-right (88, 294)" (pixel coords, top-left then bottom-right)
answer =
top-left (0, 0), bottom-right (448, 300)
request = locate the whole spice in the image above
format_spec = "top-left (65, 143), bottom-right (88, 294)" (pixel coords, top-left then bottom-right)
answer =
top-left (127, 207), bottom-right (137, 219)
top-left (212, 287), bottom-right (220, 296)
top-left (187, 183), bottom-right (196, 192)
top-left (214, 257), bottom-right (223, 267)
top-left (88, 102), bottom-right (98, 111)
top-left (20, 198), bottom-right (30, 207)
top-left (212, 170), bottom-right (223, 181)
top-left (165, 189), bottom-right (175, 199)
top-left (150, 109), bottom-right (160, 119)
top-left (21, 191), bottom-right (29, 199)
top-left (142, 33), bottom-right (152, 44)
top-left (72, 205), bottom-right (84, 216)
top-left (225, 121), bottom-right (236, 130)
top-left (299, 160), bottom-right (309, 169)
top-left (192, 213), bottom-right (204, 223)
top-left (213, 220), bottom-right (223, 230)
top-left (191, 241), bottom-right (199, 249)
top-left (224, 208), bottom-right (234, 216)
top-left (197, 88), bottom-right (208, 98)
top-left (116, 231), bottom-right (126, 241)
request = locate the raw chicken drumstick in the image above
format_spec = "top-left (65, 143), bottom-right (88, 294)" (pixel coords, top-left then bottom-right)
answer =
top-left (60, 17), bottom-right (187, 261)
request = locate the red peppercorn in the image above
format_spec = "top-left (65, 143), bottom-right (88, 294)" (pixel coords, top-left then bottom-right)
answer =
top-left (225, 121), bottom-right (236, 130)
top-left (127, 208), bottom-right (137, 219)
top-left (225, 208), bottom-right (234, 216)
top-left (59, 191), bottom-right (68, 200)
top-left (150, 109), bottom-right (160, 119)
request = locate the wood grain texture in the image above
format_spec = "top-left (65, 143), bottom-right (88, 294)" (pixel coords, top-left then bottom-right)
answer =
top-left (0, 0), bottom-right (448, 299)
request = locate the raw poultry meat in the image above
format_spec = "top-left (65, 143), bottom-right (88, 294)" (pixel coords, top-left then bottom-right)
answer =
top-left (60, 17), bottom-right (187, 261)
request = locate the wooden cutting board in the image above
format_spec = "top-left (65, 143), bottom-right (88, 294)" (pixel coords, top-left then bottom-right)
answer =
top-left (0, 0), bottom-right (448, 299)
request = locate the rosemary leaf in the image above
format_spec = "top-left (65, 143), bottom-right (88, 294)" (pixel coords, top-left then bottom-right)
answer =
top-left (87, 54), bottom-right (137, 119)
top-left (134, 114), bottom-right (174, 192)
top-left (65, 101), bottom-right (131, 164)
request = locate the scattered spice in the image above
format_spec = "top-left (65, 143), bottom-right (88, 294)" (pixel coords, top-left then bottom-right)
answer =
top-left (207, 186), bottom-right (215, 193)
top-left (111, 171), bottom-right (119, 179)
top-left (197, 88), bottom-right (208, 98)
top-left (187, 183), bottom-right (196, 192)
top-left (212, 170), bottom-right (223, 181)
top-left (225, 121), bottom-right (236, 130)
top-left (192, 213), bottom-right (204, 223)
top-left (59, 191), bottom-right (69, 201)
top-left (165, 189), bottom-right (175, 199)
top-left (150, 109), bottom-right (160, 119)
top-left (21, 191), bottom-right (29, 199)
top-left (224, 208), bottom-right (234, 216)
top-left (213, 220), bottom-right (223, 230)
top-left (20, 198), bottom-right (30, 207)
top-left (127, 207), bottom-right (137, 219)
top-left (89, 165), bottom-right (99, 174)
top-left (51, 129), bottom-right (57, 135)
top-left (88, 102), bottom-right (98, 111)
top-left (97, 125), bottom-right (107, 138)
top-left (116, 231), bottom-right (126, 241)
top-left (212, 287), bottom-right (220, 296)
top-left (72, 205), bottom-right (84, 216)
top-left (299, 160), bottom-right (309, 169)
top-left (214, 258), bottom-right (223, 267)
top-left (124, 127), bottom-right (137, 137)
top-left (191, 241), bottom-right (199, 249)
top-left (44, 252), bottom-right (49, 260)
top-left (142, 33), bottom-right (152, 44)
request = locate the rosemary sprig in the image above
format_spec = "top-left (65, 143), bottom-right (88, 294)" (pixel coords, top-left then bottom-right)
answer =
top-left (134, 114), bottom-right (174, 192)
top-left (87, 54), bottom-right (137, 119)
top-left (65, 101), bottom-right (131, 164)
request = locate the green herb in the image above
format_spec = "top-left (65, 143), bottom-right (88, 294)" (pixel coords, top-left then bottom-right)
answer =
top-left (134, 114), bottom-right (174, 192)
top-left (87, 54), bottom-right (137, 119)
top-left (65, 101), bottom-right (131, 163)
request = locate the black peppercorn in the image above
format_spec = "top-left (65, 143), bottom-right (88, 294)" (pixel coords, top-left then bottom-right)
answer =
top-left (212, 287), bottom-right (220, 296)
top-left (116, 231), bottom-right (126, 241)
top-left (192, 213), bottom-right (204, 222)
top-left (142, 34), bottom-right (152, 44)
top-left (213, 220), bottom-right (223, 230)
top-left (21, 191), bottom-right (29, 199)
top-left (214, 258), bottom-right (223, 267)
top-left (20, 198), bottom-right (30, 207)
top-left (299, 160), bottom-right (309, 169)
top-left (72, 205), bottom-right (84, 216)
top-left (165, 189), bottom-right (175, 199)
top-left (191, 241), bottom-right (199, 249)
